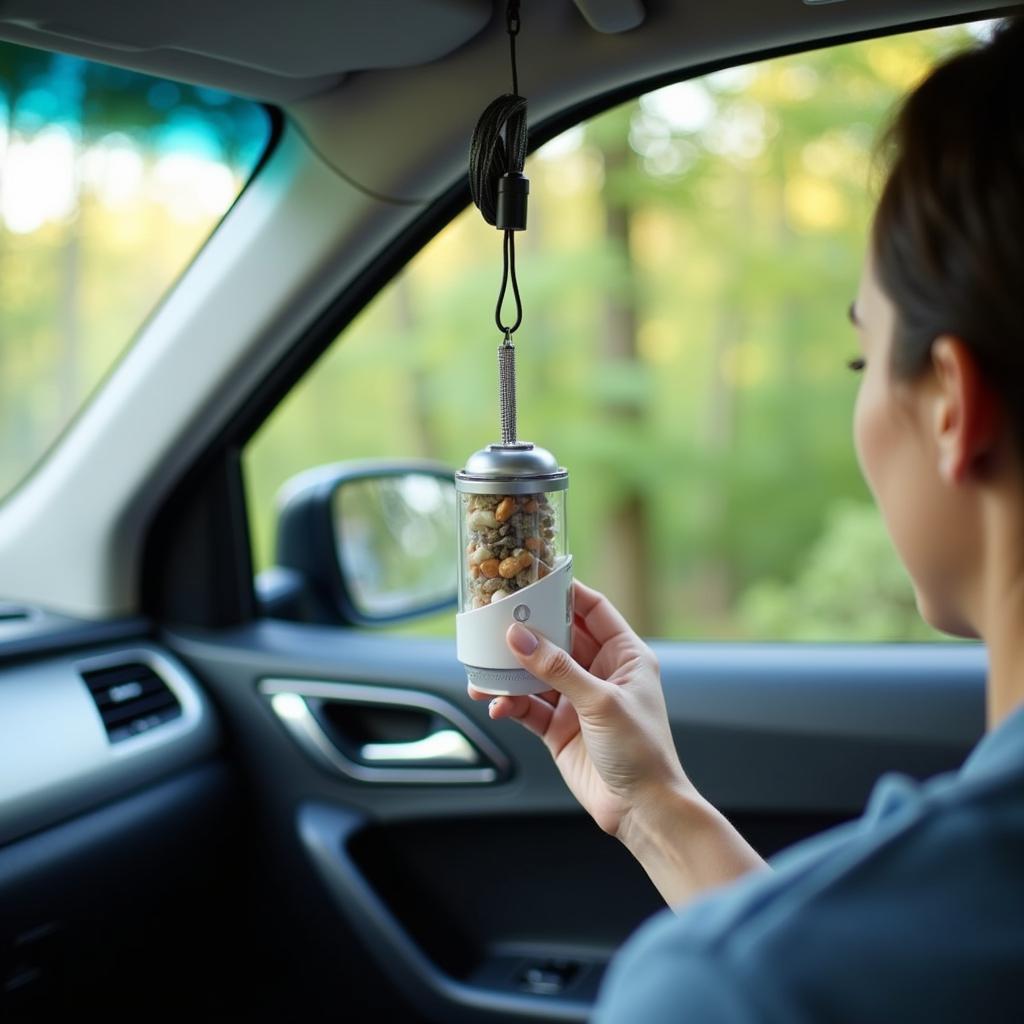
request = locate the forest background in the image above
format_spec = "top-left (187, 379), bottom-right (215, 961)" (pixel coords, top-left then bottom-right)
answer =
top-left (0, 24), bottom-right (986, 641)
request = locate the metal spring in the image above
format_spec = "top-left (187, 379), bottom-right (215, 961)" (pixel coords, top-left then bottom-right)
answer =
top-left (498, 334), bottom-right (517, 445)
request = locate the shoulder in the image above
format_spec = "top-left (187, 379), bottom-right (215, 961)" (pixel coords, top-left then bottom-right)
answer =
top-left (591, 933), bottom-right (763, 1024)
top-left (593, 767), bottom-right (1024, 1022)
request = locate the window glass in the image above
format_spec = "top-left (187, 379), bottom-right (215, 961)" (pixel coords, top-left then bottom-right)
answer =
top-left (0, 41), bottom-right (271, 501)
top-left (246, 23), bottom-right (990, 641)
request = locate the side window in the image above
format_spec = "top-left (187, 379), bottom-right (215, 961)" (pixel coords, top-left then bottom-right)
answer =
top-left (245, 24), bottom-right (984, 641)
top-left (0, 42), bottom-right (271, 502)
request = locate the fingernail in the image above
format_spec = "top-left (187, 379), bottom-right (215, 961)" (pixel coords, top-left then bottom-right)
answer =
top-left (508, 622), bottom-right (539, 655)
top-left (489, 698), bottom-right (500, 714)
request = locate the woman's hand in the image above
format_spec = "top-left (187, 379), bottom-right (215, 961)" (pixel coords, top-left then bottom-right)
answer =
top-left (467, 577), bottom-right (694, 841)
top-left (468, 577), bottom-right (768, 909)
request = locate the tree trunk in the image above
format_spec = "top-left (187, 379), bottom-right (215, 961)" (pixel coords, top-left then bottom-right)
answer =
top-left (599, 141), bottom-right (654, 635)
top-left (689, 165), bottom-right (750, 630)
top-left (392, 273), bottom-right (439, 458)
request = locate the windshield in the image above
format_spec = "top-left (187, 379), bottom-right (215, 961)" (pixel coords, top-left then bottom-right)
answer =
top-left (0, 41), bottom-right (272, 501)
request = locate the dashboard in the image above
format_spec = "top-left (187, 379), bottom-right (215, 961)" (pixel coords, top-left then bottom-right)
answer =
top-left (0, 641), bottom-right (219, 846)
top-left (0, 625), bottom-right (240, 1011)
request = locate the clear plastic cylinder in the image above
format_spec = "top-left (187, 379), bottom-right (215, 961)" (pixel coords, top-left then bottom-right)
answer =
top-left (459, 487), bottom-right (568, 613)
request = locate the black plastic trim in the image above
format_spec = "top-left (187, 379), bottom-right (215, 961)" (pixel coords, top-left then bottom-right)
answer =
top-left (0, 758), bottom-right (232, 880)
top-left (0, 758), bottom-right (242, 1012)
top-left (273, 459), bottom-right (458, 626)
top-left (0, 614), bottom-right (150, 669)
top-left (142, 444), bottom-right (256, 627)
top-left (298, 800), bottom-right (596, 1023)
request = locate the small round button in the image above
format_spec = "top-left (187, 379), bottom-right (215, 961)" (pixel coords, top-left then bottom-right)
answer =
top-left (513, 604), bottom-right (531, 622)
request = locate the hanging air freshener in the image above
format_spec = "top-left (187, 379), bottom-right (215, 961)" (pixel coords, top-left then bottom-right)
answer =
top-left (456, 1), bottom-right (574, 696)
top-left (456, 442), bottom-right (572, 696)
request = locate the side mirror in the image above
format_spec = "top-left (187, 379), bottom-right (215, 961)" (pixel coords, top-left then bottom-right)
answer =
top-left (258, 460), bottom-right (458, 626)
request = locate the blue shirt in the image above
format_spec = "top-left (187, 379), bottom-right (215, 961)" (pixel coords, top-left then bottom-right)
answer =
top-left (592, 701), bottom-right (1024, 1023)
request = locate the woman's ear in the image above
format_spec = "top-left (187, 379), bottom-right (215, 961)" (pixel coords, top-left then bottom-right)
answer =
top-left (930, 336), bottom-right (1002, 485)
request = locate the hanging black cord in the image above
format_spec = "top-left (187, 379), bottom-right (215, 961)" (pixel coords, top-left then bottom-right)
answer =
top-left (495, 229), bottom-right (522, 336)
top-left (508, 0), bottom-right (520, 97)
top-left (467, 101), bottom-right (526, 226)
top-left (468, 0), bottom-right (528, 336)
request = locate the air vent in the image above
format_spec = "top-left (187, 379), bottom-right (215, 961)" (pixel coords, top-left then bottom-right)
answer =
top-left (0, 602), bottom-right (31, 621)
top-left (81, 662), bottom-right (182, 743)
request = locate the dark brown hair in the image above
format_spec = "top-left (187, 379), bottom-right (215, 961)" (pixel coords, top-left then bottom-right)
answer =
top-left (872, 14), bottom-right (1024, 445)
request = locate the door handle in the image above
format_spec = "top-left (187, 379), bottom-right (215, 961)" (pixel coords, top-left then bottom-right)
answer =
top-left (360, 728), bottom-right (480, 766)
top-left (258, 678), bottom-right (510, 784)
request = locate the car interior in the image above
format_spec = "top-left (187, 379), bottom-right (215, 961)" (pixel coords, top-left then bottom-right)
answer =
top-left (0, 1), bottom-right (1013, 1019)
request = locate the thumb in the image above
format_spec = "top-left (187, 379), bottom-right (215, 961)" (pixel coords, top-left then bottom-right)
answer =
top-left (506, 622), bottom-right (608, 709)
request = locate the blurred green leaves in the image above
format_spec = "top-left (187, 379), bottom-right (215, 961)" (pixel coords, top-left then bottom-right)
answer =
top-left (245, 22), bottom-right (983, 642)
top-left (738, 501), bottom-right (947, 641)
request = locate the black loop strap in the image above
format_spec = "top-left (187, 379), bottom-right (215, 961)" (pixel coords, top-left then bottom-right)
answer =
top-left (468, 0), bottom-right (527, 337)
top-left (468, 95), bottom-right (527, 228)
top-left (495, 229), bottom-right (522, 334)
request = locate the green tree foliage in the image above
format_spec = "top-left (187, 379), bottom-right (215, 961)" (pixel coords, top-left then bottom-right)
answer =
top-left (246, 23), bottom-right (985, 642)
top-left (242, 23), bottom-right (993, 643)
top-left (737, 501), bottom-right (946, 641)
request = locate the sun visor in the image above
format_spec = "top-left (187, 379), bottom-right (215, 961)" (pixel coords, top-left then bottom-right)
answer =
top-left (571, 0), bottom-right (646, 34)
top-left (0, 0), bottom-right (492, 101)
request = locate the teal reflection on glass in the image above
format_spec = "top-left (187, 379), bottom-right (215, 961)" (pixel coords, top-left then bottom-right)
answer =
top-left (0, 39), bottom-right (272, 502)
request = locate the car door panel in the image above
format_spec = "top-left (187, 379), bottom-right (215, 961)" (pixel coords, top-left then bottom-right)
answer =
top-left (164, 620), bottom-right (986, 1023)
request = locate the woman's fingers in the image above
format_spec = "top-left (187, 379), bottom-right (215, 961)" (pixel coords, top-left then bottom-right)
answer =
top-left (505, 622), bottom-right (612, 712)
top-left (572, 621), bottom-right (600, 671)
top-left (574, 603), bottom-right (598, 643)
top-left (572, 578), bottom-right (635, 647)
top-left (488, 693), bottom-right (554, 739)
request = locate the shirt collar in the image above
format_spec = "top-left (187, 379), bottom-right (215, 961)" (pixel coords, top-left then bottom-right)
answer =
top-left (959, 698), bottom-right (1024, 783)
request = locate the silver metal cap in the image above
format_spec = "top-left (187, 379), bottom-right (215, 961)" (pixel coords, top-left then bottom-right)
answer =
top-left (455, 442), bottom-right (568, 495)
